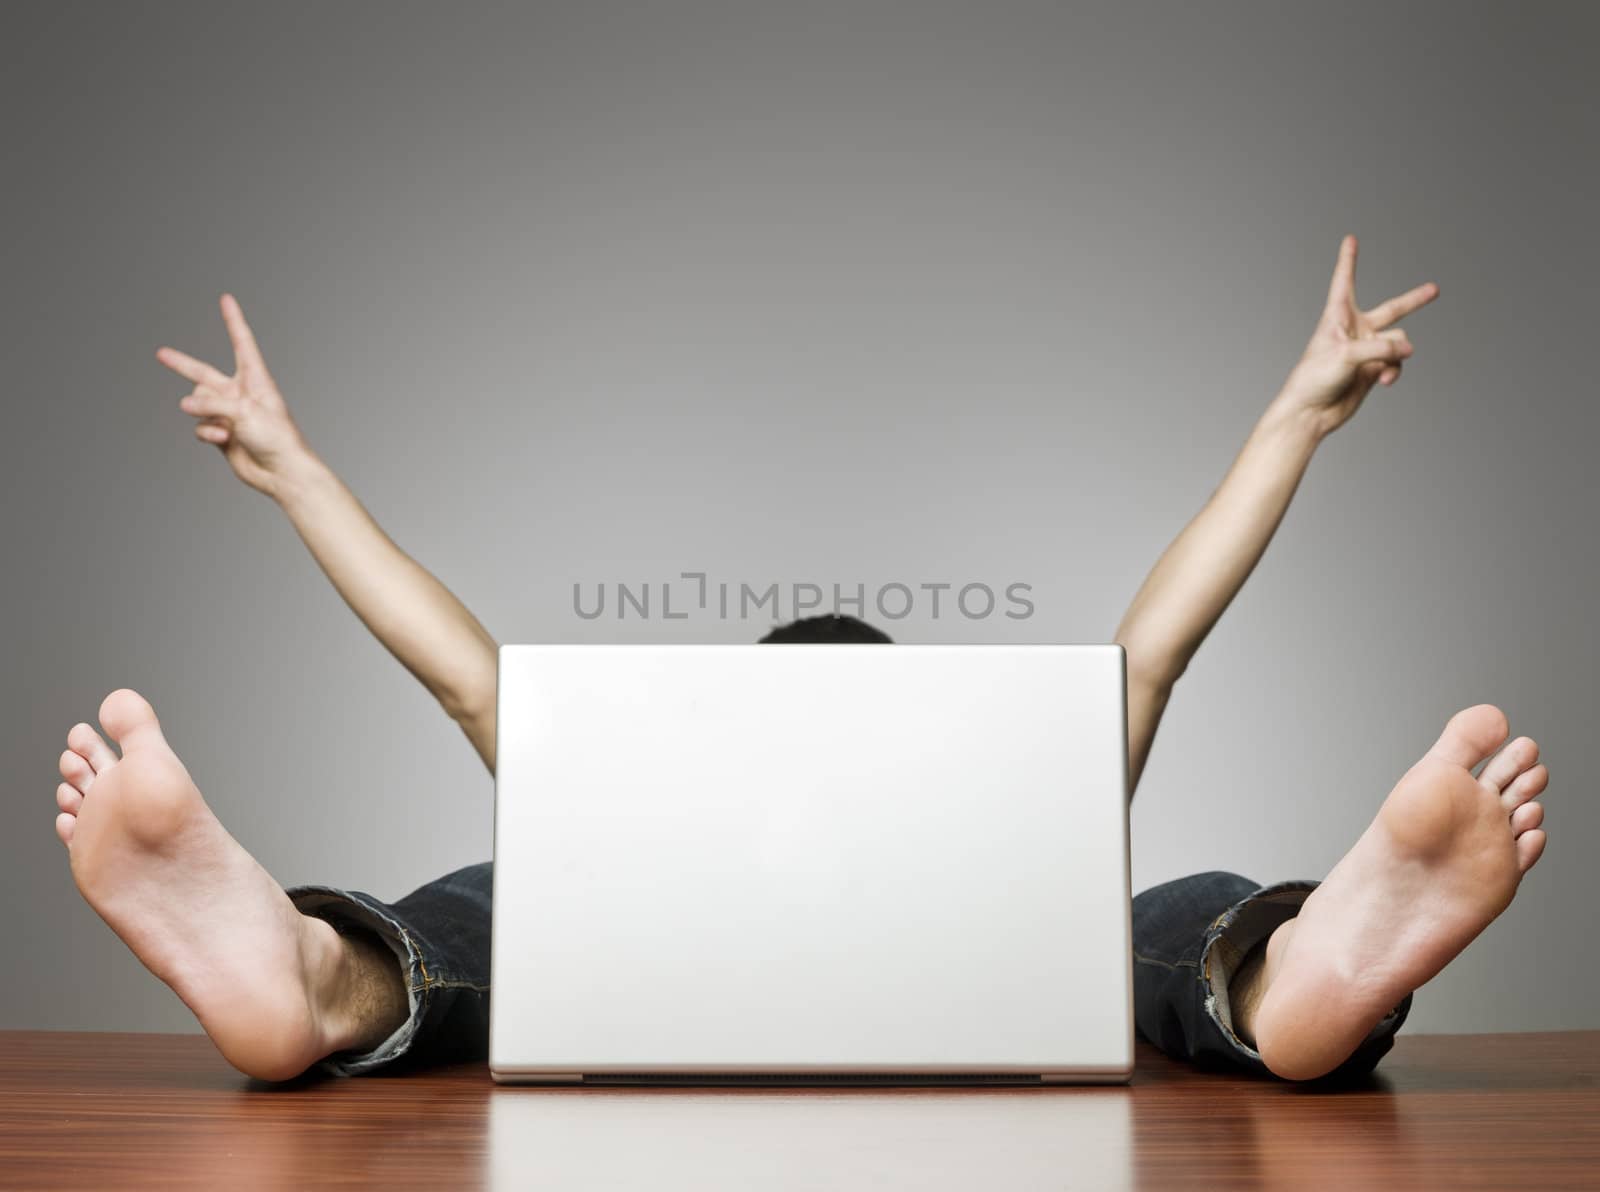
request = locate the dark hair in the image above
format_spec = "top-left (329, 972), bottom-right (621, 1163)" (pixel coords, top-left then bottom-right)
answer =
top-left (757, 614), bottom-right (894, 645)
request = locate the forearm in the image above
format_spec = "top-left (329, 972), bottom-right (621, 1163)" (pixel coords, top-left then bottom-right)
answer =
top-left (1117, 400), bottom-right (1321, 684)
top-left (1115, 400), bottom-right (1323, 785)
top-left (273, 452), bottom-right (498, 771)
top-left (1103, 234), bottom-right (1434, 793)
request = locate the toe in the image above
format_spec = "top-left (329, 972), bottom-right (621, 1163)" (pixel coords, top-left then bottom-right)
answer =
top-left (55, 812), bottom-right (76, 846)
top-left (66, 722), bottom-right (118, 774)
top-left (1511, 801), bottom-right (1544, 836)
top-left (57, 782), bottom-right (83, 816)
top-left (98, 688), bottom-right (165, 749)
top-left (1501, 763), bottom-right (1548, 813)
top-left (1427, 704), bottom-right (1509, 770)
top-left (1516, 828), bottom-right (1547, 873)
top-left (1479, 736), bottom-right (1538, 791)
top-left (59, 749), bottom-right (95, 794)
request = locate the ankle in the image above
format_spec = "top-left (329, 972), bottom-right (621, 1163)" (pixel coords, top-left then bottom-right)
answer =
top-left (1229, 919), bottom-right (1295, 1047)
top-left (298, 915), bottom-right (410, 1056)
top-left (1228, 939), bottom-right (1270, 1047)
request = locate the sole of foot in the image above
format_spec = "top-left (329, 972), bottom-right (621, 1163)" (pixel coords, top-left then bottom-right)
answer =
top-left (1251, 703), bottom-right (1549, 1080)
top-left (56, 689), bottom-right (365, 1081)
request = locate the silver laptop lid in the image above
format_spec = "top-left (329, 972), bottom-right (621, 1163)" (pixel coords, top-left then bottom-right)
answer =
top-left (490, 643), bottom-right (1132, 1082)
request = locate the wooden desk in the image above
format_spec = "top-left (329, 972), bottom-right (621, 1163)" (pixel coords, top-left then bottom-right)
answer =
top-left (2, 1031), bottom-right (1596, 1189)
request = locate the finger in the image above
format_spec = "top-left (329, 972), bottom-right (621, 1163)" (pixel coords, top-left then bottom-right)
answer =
top-left (1365, 281), bottom-right (1439, 329)
top-left (179, 385), bottom-right (242, 420)
top-left (195, 419), bottom-right (232, 445)
top-left (1344, 335), bottom-right (1412, 366)
top-left (220, 293), bottom-right (268, 378)
top-left (1324, 233), bottom-right (1359, 313)
top-left (1375, 329), bottom-right (1411, 376)
top-left (155, 346), bottom-right (230, 387)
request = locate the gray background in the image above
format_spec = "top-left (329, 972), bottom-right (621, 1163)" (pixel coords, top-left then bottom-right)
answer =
top-left (2, 0), bottom-right (1595, 1036)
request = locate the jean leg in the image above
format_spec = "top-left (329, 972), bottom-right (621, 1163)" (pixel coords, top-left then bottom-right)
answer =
top-left (1132, 871), bottom-right (1413, 1078)
top-left (285, 861), bottom-right (493, 1076)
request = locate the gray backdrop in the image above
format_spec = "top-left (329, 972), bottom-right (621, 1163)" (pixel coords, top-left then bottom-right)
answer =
top-left (3, 0), bottom-right (1595, 1036)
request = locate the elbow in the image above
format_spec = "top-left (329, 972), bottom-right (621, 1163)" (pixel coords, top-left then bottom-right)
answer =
top-left (437, 651), bottom-right (499, 729)
top-left (441, 686), bottom-right (493, 731)
top-left (1117, 638), bottom-right (1186, 695)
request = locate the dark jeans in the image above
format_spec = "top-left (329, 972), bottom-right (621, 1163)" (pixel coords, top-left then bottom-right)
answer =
top-left (286, 864), bottom-right (1411, 1079)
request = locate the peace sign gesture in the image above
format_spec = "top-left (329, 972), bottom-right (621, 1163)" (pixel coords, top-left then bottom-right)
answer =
top-left (156, 294), bottom-right (309, 497)
top-left (1279, 235), bottom-right (1439, 438)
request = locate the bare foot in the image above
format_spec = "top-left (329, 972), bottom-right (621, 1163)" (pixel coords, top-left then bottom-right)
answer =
top-left (55, 689), bottom-right (407, 1081)
top-left (1247, 704), bottom-right (1549, 1080)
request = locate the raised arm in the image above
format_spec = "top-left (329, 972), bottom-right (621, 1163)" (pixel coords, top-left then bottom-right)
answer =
top-left (1116, 235), bottom-right (1438, 794)
top-left (157, 295), bottom-right (499, 773)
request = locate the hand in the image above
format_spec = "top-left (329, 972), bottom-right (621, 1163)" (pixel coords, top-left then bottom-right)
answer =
top-left (156, 294), bottom-right (311, 498)
top-left (1275, 234), bottom-right (1439, 438)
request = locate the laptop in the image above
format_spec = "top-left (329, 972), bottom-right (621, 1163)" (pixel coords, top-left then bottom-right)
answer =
top-left (489, 643), bottom-right (1132, 1084)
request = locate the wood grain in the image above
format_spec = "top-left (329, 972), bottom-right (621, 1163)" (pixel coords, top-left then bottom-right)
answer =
top-left (1, 1031), bottom-right (1596, 1189)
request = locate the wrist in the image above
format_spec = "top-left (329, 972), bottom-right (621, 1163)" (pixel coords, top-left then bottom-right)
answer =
top-left (1257, 394), bottom-right (1329, 454)
top-left (270, 447), bottom-right (333, 510)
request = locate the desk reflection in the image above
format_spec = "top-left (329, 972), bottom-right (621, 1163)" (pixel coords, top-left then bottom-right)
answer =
top-left (489, 1086), bottom-right (1133, 1190)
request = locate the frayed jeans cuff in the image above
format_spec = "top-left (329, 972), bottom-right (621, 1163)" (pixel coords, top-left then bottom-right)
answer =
top-left (1200, 879), bottom-right (1412, 1077)
top-left (286, 884), bottom-right (429, 1077)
